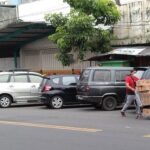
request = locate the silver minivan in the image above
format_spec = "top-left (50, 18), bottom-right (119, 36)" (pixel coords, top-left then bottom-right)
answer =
top-left (0, 70), bottom-right (44, 108)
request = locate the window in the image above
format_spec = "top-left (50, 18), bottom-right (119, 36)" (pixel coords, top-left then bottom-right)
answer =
top-left (80, 69), bottom-right (90, 82)
top-left (29, 75), bottom-right (43, 83)
top-left (115, 70), bottom-right (130, 82)
top-left (62, 76), bottom-right (76, 85)
top-left (10, 75), bottom-right (28, 83)
top-left (93, 70), bottom-right (111, 82)
top-left (142, 69), bottom-right (150, 79)
top-left (52, 77), bottom-right (60, 84)
top-left (0, 74), bottom-right (9, 83)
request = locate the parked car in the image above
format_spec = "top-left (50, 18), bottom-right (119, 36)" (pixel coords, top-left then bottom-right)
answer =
top-left (0, 69), bottom-right (44, 108)
top-left (76, 66), bottom-right (136, 111)
top-left (40, 74), bottom-right (80, 109)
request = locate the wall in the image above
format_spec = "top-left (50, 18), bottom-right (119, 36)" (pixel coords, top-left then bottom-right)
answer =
top-left (112, 0), bottom-right (150, 45)
top-left (0, 5), bottom-right (17, 29)
top-left (18, 0), bottom-right (70, 22)
top-left (20, 37), bottom-right (96, 75)
top-left (0, 57), bottom-right (20, 70)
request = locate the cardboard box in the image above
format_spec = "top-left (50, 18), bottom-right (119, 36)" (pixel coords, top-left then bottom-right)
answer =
top-left (143, 109), bottom-right (150, 117)
top-left (139, 91), bottom-right (150, 106)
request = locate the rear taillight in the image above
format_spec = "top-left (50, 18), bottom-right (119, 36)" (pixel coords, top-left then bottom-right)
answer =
top-left (85, 85), bottom-right (90, 92)
top-left (42, 85), bottom-right (52, 92)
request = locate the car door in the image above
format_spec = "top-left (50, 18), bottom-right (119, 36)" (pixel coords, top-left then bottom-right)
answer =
top-left (9, 74), bottom-right (31, 102)
top-left (61, 76), bottom-right (78, 103)
top-left (114, 70), bottom-right (131, 103)
top-left (28, 74), bottom-right (43, 100)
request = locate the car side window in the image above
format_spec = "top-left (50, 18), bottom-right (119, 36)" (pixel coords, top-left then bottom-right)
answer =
top-left (115, 70), bottom-right (130, 82)
top-left (10, 74), bottom-right (28, 83)
top-left (93, 70), bottom-right (111, 82)
top-left (62, 76), bottom-right (76, 85)
top-left (0, 74), bottom-right (9, 83)
top-left (29, 75), bottom-right (43, 83)
top-left (52, 77), bottom-right (60, 84)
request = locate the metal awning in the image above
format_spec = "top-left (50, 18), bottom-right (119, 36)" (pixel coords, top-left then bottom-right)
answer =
top-left (86, 46), bottom-right (150, 61)
top-left (0, 21), bottom-right (55, 57)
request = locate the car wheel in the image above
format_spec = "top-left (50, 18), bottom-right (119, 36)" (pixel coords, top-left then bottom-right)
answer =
top-left (50, 95), bottom-right (64, 109)
top-left (0, 95), bottom-right (12, 108)
top-left (102, 96), bottom-right (117, 111)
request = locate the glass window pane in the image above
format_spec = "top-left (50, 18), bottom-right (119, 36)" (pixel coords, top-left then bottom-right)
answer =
top-left (29, 75), bottom-right (43, 83)
top-left (13, 75), bottom-right (28, 83)
top-left (62, 76), bottom-right (76, 85)
top-left (52, 78), bottom-right (60, 84)
top-left (80, 69), bottom-right (90, 82)
top-left (115, 71), bottom-right (130, 82)
top-left (0, 74), bottom-right (9, 83)
top-left (93, 70), bottom-right (111, 82)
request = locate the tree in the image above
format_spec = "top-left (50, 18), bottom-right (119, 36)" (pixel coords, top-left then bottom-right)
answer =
top-left (45, 0), bottom-right (120, 66)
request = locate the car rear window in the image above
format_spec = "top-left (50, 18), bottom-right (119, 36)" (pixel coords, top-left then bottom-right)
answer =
top-left (29, 75), bottom-right (43, 83)
top-left (80, 69), bottom-right (91, 82)
top-left (92, 70), bottom-right (111, 82)
top-left (52, 77), bottom-right (60, 84)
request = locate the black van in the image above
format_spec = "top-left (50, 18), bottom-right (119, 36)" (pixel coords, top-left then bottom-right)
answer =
top-left (76, 67), bottom-right (134, 111)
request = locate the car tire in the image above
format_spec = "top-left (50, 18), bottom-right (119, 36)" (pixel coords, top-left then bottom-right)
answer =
top-left (50, 95), bottom-right (64, 109)
top-left (0, 95), bottom-right (12, 108)
top-left (102, 96), bottom-right (117, 111)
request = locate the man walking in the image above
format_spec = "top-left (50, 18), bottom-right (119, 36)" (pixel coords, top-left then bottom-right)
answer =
top-left (121, 69), bottom-right (143, 119)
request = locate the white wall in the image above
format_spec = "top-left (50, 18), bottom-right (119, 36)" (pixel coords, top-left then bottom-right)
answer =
top-left (18, 0), bottom-right (70, 22)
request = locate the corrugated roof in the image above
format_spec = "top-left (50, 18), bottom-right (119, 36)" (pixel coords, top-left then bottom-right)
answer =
top-left (86, 46), bottom-right (150, 61)
top-left (0, 21), bottom-right (55, 57)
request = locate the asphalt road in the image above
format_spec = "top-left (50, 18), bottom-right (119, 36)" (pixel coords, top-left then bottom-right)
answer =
top-left (0, 104), bottom-right (150, 150)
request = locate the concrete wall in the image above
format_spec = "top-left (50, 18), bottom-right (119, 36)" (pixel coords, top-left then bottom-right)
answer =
top-left (112, 0), bottom-right (150, 45)
top-left (0, 5), bottom-right (17, 29)
top-left (0, 57), bottom-right (20, 70)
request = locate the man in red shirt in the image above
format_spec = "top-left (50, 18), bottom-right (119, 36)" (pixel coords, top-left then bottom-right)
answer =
top-left (121, 69), bottom-right (142, 118)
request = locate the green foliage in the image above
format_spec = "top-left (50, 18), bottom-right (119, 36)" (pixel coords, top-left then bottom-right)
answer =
top-left (45, 0), bottom-right (120, 66)
top-left (64, 0), bottom-right (120, 25)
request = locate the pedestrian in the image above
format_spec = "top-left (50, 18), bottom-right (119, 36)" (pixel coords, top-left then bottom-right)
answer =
top-left (120, 69), bottom-right (143, 119)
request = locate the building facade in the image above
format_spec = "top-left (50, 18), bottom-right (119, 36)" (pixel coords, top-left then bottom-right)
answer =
top-left (0, 0), bottom-right (38, 5)
top-left (20, 37), bottom-right (96, 75)
top-left (112, 0), bottom-right (150, 45)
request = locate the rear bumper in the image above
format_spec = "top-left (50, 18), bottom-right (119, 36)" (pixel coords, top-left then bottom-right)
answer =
top-left (76, 95), bottom-right (103, 104)
top-left (40, 95), bottom-right (50, 104)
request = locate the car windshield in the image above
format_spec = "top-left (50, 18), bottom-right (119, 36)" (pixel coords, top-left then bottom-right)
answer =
top-left (80, 69), bottom-right (90, 82)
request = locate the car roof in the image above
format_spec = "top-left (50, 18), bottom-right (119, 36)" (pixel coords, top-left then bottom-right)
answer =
top-left (84, 66), bottom-right (133, 70)
top-left (0, 71), bottom-right (42, 76)
top-left (47, 74), bottom-right (79, 78)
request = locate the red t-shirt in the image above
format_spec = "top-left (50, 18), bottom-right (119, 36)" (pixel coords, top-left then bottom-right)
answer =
top-left (125, 75), bottom-right (139, 95)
